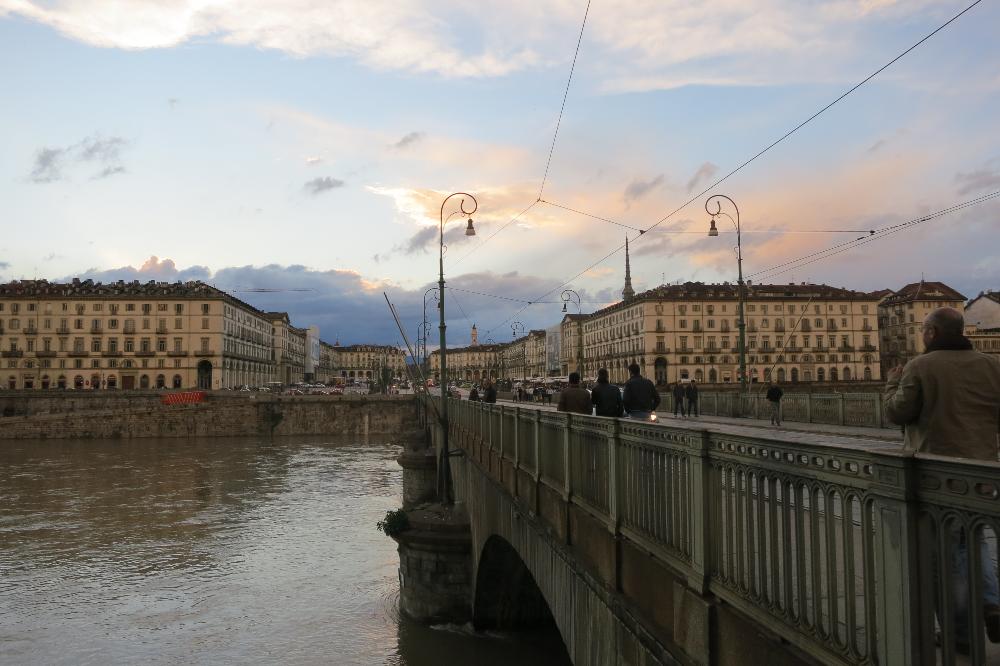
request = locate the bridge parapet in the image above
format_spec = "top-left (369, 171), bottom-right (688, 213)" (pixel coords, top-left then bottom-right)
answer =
top-left (431, 396), bottom-right (1000, 665)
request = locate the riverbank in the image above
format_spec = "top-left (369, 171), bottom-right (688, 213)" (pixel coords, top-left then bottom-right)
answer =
top-left (0, 393), bottom-right (421, 440)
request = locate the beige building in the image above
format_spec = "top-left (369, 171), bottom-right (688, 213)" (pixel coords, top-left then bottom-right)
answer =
top-left (582, 281), bottom-right (883, 386)
top-left (878, 280), bottom-right (966, 373)
top-left (967, 326), bottom-right (1000, 360)
top-left (428, 343), bottom-right (505, 382)
top-left (965, 291), bottom-right (1000, 329)
top-left (560, 314), bottom-right (586, 376)
top-left (0, 279), bottom-right (276, 390)
top-left (266, 313), bottom-right (306, 386)
top-left (333, 344), bottom-right (406, 382)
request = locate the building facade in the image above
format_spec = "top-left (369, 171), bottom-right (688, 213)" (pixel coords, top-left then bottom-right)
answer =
top-left (560, 314), bottom-right (585, 377)
top-left (581, 282), bottom-right (883, 386)
top-left (333, 344), bottom-right (406, 382)
top-left (965, 291), bottom-right (1000, 329)
top-left (428, 343), bottom-right (505, 382)
top-left (0, 279), bottom-right (276, 391)
top-left (878, 281), bottom-right (966, 373)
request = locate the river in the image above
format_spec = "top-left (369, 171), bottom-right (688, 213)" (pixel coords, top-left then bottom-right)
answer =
top-left (0, 436), bottom-right (570, 665)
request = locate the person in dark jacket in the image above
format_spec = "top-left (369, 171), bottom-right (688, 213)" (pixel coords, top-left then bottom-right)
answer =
top-left (482, 379), bottom-right (497, 404)
top-left (591, 367), bottom-right (623, 417)
top-left (685, 380), bottom-right (699, 417)
top-left (765, 381), bottom-right (783, 426)
top-left (671, 382), bottom-right (687, 417)
top-left (623, 363), bottom-right (660, 419)
top-left (557, 372), bottom-right (592, 415)
top-left (468, 386), bottom-right (480, 401)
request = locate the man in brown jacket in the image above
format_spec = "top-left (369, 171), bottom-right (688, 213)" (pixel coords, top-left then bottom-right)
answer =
top-left (557, 372), bottom-right (592, 415)
top-left (885, 307), bottom-right (1000, 649)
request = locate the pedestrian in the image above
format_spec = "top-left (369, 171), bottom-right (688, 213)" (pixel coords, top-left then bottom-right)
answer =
top-left (623, 363), bottom-right (660, 420)
top-left (468, 386), bottom-right (480, 401)
top-left (482, 379), bottom-right (497, 404)
top-left (885, 307), bottom-right (1000, 651)
top-left (591, 367), bottom-right (624, 417)
top-left (557, 372), bottom-right (592, 415)
top-left (765, 381), bottom-right (783, 426)
top-left (672, 382), bottom-right (687, 417)
top-left (685, 379), bottom-right (699, 417)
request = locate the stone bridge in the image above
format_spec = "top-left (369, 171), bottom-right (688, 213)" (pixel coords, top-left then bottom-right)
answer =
top-left (421, 397), bottom-right (1000, 666)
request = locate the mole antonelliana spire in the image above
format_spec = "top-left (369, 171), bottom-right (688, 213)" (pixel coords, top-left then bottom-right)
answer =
top-left (622, 236), bottom-right (635, 302)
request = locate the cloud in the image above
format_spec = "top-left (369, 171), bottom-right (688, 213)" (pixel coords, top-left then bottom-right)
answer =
top-left (168, 97), bottom-right (179, 107)
top-left (303, 176), bottom-right (345, 195)
top-left (0, 262), bottom-right (10, 270)
top-left (27, 133), bottom-right (130, 183)
top-left (955, 162), bottom-right (1000, 196)
top-left (304, 156), bottom-right (323, 165)
top-left (623, 174), bottom-right (664, 205)
top-left (393, 131), bottom-right (424, 149)
top-left (4, 0), bottom-right (539, 78)
top-left (66, 256), bottom-right (212, 283)
top-left (685, 162), bottom-right (718, 193)
top-left (29, 147), bottom-right (69, 183)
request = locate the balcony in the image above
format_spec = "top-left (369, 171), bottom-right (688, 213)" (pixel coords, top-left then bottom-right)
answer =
top-left (36, 350), bottom-right (57, 358)
top-left (167, 350), bottom-right (188, 357)
top-left (2, 350), bottom-right (24, 358)
top-left (838, 346), bottom-right (855, 352)
top-left (194, 349), bottom-right (215, 357)
top-left (135, 351), bottom-right (155, 357)
top-left (90, 326), bottom-right (103, 334)
top-left (68, 350), bottom-right (88, 357)
top-left (123, 328), bottom-right (136, 335)
top-left (156, 326), bottom-right (168, 334)
top-left (102, 351), bottom-right (122, 357)
top-left (861, 344), bottom-right (877, 352)
top-left (23, 327), bottom-right (38, 336)
top-left (56, 326), bottom-right (70, 335)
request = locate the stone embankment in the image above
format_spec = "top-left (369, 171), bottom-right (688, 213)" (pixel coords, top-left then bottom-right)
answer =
top-left (0, 392), bottom-right (419, 440)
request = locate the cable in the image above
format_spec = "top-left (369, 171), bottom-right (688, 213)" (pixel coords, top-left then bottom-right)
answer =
top-left (538, 198), bottom-right (645, 232)
top-left (538, 0), bottom-right (592, 201)
top-left (449, 200), bottom-right (539, 269)
top-left (637, 0), bottom-right (984, 238)
top-left (751, 190), bottom-right (1000, 280)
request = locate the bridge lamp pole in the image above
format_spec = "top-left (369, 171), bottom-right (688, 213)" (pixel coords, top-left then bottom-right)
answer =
top-left (561, 289), bottom-right (582, 374)
top-left (706, 194), bottom-right (747, 403)
top-left (511, 321), bottom-right (525, 381)
top-left (437, 192), bottom-right (477, 506)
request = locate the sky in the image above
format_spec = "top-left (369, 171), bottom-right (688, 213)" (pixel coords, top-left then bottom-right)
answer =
top-left (2, 0), bottom-right (999, 349)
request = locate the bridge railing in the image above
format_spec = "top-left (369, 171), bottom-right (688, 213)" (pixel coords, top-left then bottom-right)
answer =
top-left (697, 390), bottom-right (891, 429)
top-left (435, 396), bottom-right (1000, 666)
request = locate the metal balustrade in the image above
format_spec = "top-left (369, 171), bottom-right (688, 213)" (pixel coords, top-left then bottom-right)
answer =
top-left (698, 390), bottom-right (892, 430)
top-left (428, 395), bottom-right (1000, 665)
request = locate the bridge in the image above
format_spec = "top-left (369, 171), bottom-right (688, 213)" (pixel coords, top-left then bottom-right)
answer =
top-left (417, 396), bottom-right (1000, 666)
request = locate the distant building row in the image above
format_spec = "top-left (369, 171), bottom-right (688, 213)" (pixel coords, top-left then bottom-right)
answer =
top-left (0, 279), bottom-right (405, 390)
top-left (430, 279), bottom-right (1000, 387)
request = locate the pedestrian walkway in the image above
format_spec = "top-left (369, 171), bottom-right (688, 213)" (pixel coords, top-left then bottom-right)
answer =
top-left (493, 397), bottom-right (902, 451)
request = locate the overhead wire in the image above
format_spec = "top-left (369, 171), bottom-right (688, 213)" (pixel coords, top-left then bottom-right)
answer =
top-left (483, 0), bottom-right (985, 335)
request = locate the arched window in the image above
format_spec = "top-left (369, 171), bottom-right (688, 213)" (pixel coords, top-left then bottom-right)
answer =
top-left (140, 375), bottom-right (150, 389)
top-left (74, 375), bottom-right (84, 389)
top-left (804, 369), bottom-right (812, 382)
top-left (57, 375), bottom-right (67, 389)
top-left (777, 367), bottom-right (786, 382)
top-left (817, 368), bottom-right (825, 382)
top-left (843, 367), bottom-right (851, 381)
top-left (708, 368), bottom-right (717, 383)
top-left (41, 375), bottom-right (50, 389)
top-left (695, 369), bottom-right (704, 382)
top-left (790, 367), bottom-right (798, 383)
top-left (864, 366), bottom-right (872, 381)
top-left (172, 374), bottom-right (182, 389)
top-left (830, 367), bottom-right (838, 382)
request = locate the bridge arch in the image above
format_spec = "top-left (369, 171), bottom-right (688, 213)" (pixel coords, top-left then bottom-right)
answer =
top-left (473, 535), bottom-right (565, 643)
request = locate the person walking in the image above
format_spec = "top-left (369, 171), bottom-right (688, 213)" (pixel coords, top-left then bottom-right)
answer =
top-left (557, 372), bottom-right (592, 415)
top-left (885, 307), bottom-right (1000, 650)
top-left (671, 382), bottom-right (687, 417)
top-left (765, 381), bottom-right (783, 426)
top-left (482, 379), bottom-right (497, 404)
top-left (591, 368), bottom-right (624, 417)
top-left (685, 379), bottom-right (699, 418)
top-left (623, 363), bottom-right (660, 420)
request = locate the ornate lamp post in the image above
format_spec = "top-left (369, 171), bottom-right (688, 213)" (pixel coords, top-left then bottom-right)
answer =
top-left (706, 194), bottom-right (747, 401)
top-left (437, 192), bottom-right (477, 506)
top-left (561, 289), bottom-right (582, 375)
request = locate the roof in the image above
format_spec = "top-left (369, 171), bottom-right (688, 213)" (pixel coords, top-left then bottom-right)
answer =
top-left (967, 291), bottom-right (1000, 308)
top-left (0, 278), bottom-right (266, 316)
top-left (880, 280), bottom-right (966, 307)
top-left (588, 281), bottom-right (879, 318)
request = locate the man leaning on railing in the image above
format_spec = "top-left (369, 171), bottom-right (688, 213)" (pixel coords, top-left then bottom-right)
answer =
top-left (884, 306), bottom-right (1000, 652)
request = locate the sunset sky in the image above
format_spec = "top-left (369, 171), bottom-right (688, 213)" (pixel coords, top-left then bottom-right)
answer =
top-left (2, 0), bottom-right (998, 347)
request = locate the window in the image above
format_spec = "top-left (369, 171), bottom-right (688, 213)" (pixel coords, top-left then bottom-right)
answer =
top-left (142, 304), bottom-right (151, 314)
top-left (201, 318), bottom-right (209, 330)
top-left (108, 319), bottom-right (119, 329)
top-left (679, 320), bottom-right (687, 328)
top-left (157, 304), bottom-right (168, 312)
top-left (108, 338), bottom-right (118, 353)
top-left (202, 304), bottom-right (210, 315)
top-left (126, 303), bottom-right (135, 312)
top-left (175, 304), bottom-right (183, 314)
top-left (93, 303), bottom-right (102, 312)
top-left (124, 339), bottom-right (134, 352)
top-left (174, 318), bottom-right (182, 329)
top-left (91, 338), bottom-right (102, 352)
top-left (173, 338), bottom-right (183, 352)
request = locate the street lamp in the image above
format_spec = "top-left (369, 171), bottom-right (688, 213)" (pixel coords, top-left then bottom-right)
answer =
top-left (705, 194), bottom-right (747, 401)
top-left (561, 289), bottom-right (582, 375)
top-left (511, 321), bottom-right (525, 380)
top-left (422, 287), bottom-right (439, 370)
top-left (437, 192), bottom-right (477, 506)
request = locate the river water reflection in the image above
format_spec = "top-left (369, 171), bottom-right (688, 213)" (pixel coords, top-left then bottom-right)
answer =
top-left (0, 436), bottom-right (569, 665)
